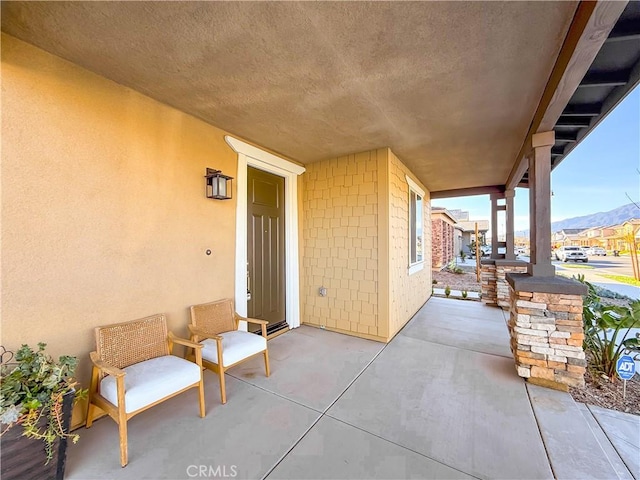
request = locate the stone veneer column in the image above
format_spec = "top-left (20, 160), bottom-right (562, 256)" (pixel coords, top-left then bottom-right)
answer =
top-left (506, 274), bottom-right (588, 390)
top-left (480, 260), bottom-right (497, 305)
top-left (495, 260), bottom-right (528, 309)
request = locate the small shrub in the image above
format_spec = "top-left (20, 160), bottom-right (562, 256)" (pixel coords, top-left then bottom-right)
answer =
top-left (432, 279), bottom-right (437, 285)
top-left (461, 290), bottom-right (468, 299)
top-left (444, 285), bottom-right (451, 297)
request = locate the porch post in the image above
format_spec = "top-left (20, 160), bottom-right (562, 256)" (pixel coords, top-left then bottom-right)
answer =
top-left (505, 189), bottom-right (516, 261)
top-left (490, 193), bottom-right (501, 259)
top-left (527, 131), bottom-right (555, 277)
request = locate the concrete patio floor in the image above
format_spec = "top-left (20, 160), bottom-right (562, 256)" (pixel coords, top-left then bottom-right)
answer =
top-left (66, 297), bottom-right (639, 479)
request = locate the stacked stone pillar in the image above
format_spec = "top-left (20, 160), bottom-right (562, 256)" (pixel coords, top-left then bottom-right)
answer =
top-left (482, 260), bottom-right (527, 309)
top-left (506, 274), bottom-right (587, 390)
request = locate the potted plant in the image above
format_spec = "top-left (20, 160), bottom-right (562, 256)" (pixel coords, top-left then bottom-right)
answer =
top-left (1, 343), bottom-right (86, 480)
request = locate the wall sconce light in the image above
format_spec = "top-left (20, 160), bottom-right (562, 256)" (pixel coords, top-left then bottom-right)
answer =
top-left (205, 168), bottom-right (233, 200)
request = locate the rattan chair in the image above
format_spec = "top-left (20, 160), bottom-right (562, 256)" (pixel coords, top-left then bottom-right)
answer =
top-left (189, 299), bottom-right (270, 404)
top-left (86, 314), bottom-right (205, 467)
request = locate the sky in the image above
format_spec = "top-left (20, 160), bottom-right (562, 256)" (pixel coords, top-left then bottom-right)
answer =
top-left (435, 85), bottom-right (640, 233)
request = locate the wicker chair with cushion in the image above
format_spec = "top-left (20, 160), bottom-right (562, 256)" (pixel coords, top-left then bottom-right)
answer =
top-left (189, 299), bottom-right (270, 404)
top-left (86, 314), bottom-right (205, 467)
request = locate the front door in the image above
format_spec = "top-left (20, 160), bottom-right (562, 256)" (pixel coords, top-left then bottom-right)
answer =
top-left (247, 166), bottom-right (286, 334)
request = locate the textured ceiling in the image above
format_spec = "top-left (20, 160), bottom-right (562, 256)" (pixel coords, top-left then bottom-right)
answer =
top-left (1, 1), bottom-right (578, 192)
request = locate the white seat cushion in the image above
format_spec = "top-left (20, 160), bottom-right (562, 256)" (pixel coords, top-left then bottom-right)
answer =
top-left (100, 355), bottom-right (201, 414)
top-left (201, 331), bottom-right (267, 368)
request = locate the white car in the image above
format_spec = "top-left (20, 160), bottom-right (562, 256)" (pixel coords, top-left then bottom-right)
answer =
top-left (588, 246), bottom-right (606, 256)
top-left (555, 246), bottom-right (588, 263)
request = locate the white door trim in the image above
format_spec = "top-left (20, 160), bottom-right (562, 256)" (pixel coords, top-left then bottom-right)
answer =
top-left (225, 135), bottom-right (305, 329)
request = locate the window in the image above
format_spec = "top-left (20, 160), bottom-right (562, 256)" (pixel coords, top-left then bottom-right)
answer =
top-left (409, 190), bottom-right (423, 263)
top-left (406, 176), bottom-right (425, 274)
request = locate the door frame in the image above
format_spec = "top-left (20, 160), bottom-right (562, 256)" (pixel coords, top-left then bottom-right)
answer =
top-left (225, 135), bottom-right (305, 329)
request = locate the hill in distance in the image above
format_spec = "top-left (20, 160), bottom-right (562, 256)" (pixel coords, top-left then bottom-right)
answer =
top-left (515, 203), bottom-right (640, 236)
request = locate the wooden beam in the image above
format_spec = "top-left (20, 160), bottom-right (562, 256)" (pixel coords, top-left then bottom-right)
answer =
top-left (561, 103), bottom-right (602, 116)
top-left (430, 185), bottom-right (504, 200)
top-left (552, 59), bottom-right (640, 172)
top-left (556, 117), bottom-right (591, 127)
top-left (606, 20), bottom-right (640, 43)
top-left (577, 70), bottom-right (629, 87)
top-left (505, 1), bottom-right (627, 191)
top-left (555, 133), bottom-right (578, 142)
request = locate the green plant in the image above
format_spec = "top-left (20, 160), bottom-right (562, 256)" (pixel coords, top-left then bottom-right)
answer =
top-left (461, 290), bottom-right (468, 299)
top-left (579, 277), bottom-right (640, 379)
top-left (0, 343), bottom-right (86, 462)
top-left (444, 285), bottom-right (451, 297)
top-left (432, 279), bottom-right (437, 285)
top-left (459, 250), bottom-right (466, 262)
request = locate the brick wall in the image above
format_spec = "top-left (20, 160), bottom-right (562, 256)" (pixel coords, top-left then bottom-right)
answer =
top-left (431, 216), bottom-right (455, 269)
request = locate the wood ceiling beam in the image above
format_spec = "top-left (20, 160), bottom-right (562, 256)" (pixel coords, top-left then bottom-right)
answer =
top-left (430, 185), bottom-right (505, 200)
top-left (606, 19), bottom-right (640, 43)
top-left (555, 133), bottom-right (578, 142)
top-left (556, 117), bottom-right (591, 127)
top-left (561, 103), bottom-right (602, 116)
top-left (505, 0), bottom-right (627, 191)
top-left (577, 70), bottom-right (629, 87)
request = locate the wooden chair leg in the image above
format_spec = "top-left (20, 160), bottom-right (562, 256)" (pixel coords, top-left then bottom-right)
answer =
top-left (263, 350), bottom-right (271, 377)
top-left (198, 378), bottom-right (206, 417)
top-left (116, 376), bottom-right (128, 467)
top-left (85, 367), bottom-right (100, 428)
top-left (218, 369), bottom-right (227, 404)
top-left (118, 414), bottom-right (128, 467)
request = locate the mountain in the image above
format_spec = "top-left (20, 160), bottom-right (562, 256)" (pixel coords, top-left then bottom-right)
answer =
top-left (551, 203), bottom-right (640, 232)
top-left (515, 203), bottom-right (640, 236)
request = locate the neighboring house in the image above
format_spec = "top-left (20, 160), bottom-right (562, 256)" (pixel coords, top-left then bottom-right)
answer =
top-left (1, 2), bottom-right (637, 424)
top-left (552, 229), bottom-right (586, 247)
top-left (457, 219), bottom-right (489, 254)
top-left (431, 207), bottom-right (458, 269)
top-left (432, 208), bottom-right (489, 260)
top-left (607, 219), bottom-right (640, 252)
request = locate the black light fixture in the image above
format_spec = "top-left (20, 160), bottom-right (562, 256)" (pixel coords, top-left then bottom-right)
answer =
top-left (205, 168), bottom-right (233, 200)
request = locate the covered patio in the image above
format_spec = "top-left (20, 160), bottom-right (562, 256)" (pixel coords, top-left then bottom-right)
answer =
top-left (66, 298), bottom-right (638, 479)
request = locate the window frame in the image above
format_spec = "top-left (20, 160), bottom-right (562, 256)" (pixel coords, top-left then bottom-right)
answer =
top-left (406, 175), bottom-right (425, 275)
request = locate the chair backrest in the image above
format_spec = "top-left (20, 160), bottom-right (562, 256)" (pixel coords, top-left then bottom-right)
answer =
top-left (190, 299), bottom-right (236, 336)
top-left (94, 314), bottom-right (170, 369)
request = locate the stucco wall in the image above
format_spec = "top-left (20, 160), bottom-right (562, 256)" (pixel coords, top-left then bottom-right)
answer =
top-left (387, 150), bottom-right (432, 339)
top-left (301, 150), bottom-right (382, 340)
top-left (1, 34), bottom-right (254, 426)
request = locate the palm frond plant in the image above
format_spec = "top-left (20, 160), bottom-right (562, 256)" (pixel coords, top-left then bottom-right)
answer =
top-left (580, 277), bottom-right (640, 379)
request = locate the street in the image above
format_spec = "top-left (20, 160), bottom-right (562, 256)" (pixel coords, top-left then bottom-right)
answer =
top-left (552, 254), bottom-right (635, 278)
top-left (551, 254), bottom-right (639, 300)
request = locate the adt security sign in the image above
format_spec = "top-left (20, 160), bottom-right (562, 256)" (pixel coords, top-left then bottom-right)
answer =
top-left (616, 355), bottom-right (636, 380)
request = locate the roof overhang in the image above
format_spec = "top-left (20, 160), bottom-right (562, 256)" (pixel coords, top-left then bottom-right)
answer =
top-left (1, 1), bottom-right (629, 194)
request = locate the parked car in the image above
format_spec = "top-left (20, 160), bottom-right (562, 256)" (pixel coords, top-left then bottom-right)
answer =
top-left (555, 245), bottom-right (588, 263)
top-left (587, 246), bottom-right (606, 256)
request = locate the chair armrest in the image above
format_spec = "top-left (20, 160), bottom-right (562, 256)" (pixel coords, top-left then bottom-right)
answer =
top-left (246, 317), bottom-right (269, 325)
top-left (168, 331), bottom-right (203, 349)
top-left (89, 351), bottom-right (125, 378)
top-left (188, 325), bottom-right (223, 342)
